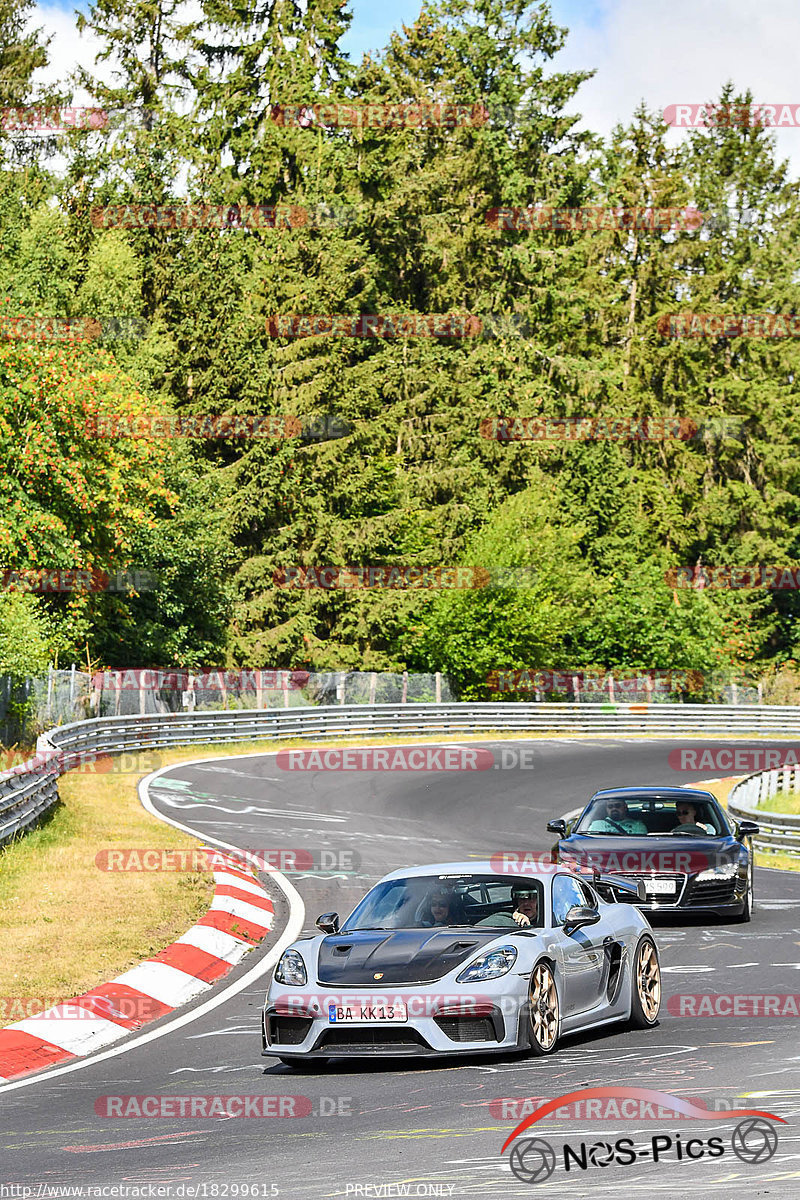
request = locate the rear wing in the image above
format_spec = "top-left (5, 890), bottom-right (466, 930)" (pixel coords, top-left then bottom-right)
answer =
top-left (591, 871), bottom-right (646, 904)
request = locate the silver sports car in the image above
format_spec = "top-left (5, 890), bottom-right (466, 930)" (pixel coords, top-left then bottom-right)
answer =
top-left (261, 861), bottom-right (661, 1066)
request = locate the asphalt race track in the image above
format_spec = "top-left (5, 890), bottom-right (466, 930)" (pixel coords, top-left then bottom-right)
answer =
top-left (3, 737), bottom-right (800, 1197)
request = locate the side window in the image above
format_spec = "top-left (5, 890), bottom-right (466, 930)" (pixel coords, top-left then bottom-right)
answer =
top-left (552, 875), bottom-right (589, 926)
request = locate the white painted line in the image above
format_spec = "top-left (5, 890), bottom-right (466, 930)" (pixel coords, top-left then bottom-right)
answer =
top-left (113, 961), bottom-right (211, 1008)
top-left (0, 763), bottom-right (305, 1095)
top-left (176, 925), bottom-right (251, 964)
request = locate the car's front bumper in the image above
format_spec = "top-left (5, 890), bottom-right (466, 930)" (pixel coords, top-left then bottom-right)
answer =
top-left (613, 870), bottom-right (748, 915)
top-left (261, 982), bottom-right (529, 1058)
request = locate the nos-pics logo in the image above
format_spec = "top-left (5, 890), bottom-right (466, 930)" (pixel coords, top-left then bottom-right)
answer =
top-left (502, 1087), bottom-right (783, 1183)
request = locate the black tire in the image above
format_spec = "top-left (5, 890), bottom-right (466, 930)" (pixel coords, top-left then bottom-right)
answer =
top-left (627, 935), bottom-right (661, 1029)
top-left (527, 960), bottom-right (561, 1056)
top-left (734, 862), bottom-right (753, 923)
top-left (277, 1056), bottom-right (328, 1070)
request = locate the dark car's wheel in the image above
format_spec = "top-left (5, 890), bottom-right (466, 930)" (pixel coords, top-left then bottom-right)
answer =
top-left (734, 862), bottom-right (754, 923)
top-left (627, 936), bottom-right (661, 1028)
top-left (527, 961), bottom-right (561, 1055)
top-left (277, 1056), bottom-right (328, 1070)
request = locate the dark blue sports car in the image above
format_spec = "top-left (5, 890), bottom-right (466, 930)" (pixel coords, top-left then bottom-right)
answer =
top-left (548, 786), bottom-right (759, 922)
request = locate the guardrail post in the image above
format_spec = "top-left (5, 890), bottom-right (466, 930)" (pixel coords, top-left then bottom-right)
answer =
top-left (402, 671), bottom-right (408, 704)
top-left (434, 672), bottom-right (441, 704)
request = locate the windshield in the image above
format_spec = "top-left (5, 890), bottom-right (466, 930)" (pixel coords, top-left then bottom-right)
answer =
top-left (574, 795), bottom-right (727, 837)
top-left (342, 873), bottom-right (545, 932)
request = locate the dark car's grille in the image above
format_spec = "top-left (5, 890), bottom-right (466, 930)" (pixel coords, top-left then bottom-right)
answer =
top-left (433, 1016), bottom-right (498, 1043)
top-left (318, 1027), bottom-right (429, 1051)
top-left (268, 1016), bottom-right (313, 1045)
top-left (686, 878), bottom-right (738, 905)
top-left (614, 873), bottom-right (686, 904)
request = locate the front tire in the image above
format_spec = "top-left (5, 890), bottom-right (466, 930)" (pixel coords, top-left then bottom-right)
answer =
top-left (627, 935), bottom-right (661, 1029)
top-left (527, 961), bottom-right (561, 1055)
top-left (734, 863), bottom-right (753, 923)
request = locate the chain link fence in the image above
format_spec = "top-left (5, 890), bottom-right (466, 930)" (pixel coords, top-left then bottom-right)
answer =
top-left (0, 667), bottom-right (93, 745)
top-left (88, 669), bottom-right (453, 717)
top-left (0, 664), bottom-right (771, 748)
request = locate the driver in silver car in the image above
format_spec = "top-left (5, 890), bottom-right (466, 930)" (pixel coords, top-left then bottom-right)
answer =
top-left (511, 884), bottom-right (541, 927)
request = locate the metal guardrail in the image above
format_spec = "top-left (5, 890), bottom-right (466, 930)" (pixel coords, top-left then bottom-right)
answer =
top-left (4, 700), bottom-right (800, 847)
top-left (728, 766), bottom-right (800, 857)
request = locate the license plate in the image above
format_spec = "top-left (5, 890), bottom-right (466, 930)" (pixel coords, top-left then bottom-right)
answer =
top-left (328, 1003), bottom-right (408, 1023)
top-left (642, 879), bottom-right (677, 896)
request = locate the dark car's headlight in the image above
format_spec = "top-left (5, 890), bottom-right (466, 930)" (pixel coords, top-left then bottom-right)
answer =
top-left (456, 946), bottom-right (517, 983)
top-left (274, 949), bottom-right (307, 986)
top-left (696, 860), bottom-right (739, 880)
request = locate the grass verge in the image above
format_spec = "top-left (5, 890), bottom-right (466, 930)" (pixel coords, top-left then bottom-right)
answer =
top-left (699, 776), bottom-right (800, 873)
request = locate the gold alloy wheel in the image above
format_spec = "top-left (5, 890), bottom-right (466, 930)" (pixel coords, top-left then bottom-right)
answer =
top-left (529, 962), bottom-right (559, 1050)
top-left (636, 940), bottom-right (661, 1022)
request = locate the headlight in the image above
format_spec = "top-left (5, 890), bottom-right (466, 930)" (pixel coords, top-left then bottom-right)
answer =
top-left (697, 861), bottom-right (739, 880)
top-left (456, 946), bottom-right (517, 983)
top-left (274, 949), bottom-right (307, 986)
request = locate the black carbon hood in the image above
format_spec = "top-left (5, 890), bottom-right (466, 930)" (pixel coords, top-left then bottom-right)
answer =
top-left (316, 929), bottom-right (503, 985)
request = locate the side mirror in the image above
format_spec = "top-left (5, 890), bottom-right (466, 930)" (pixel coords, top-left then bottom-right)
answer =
top-left (547, 819), bottom-right (567, 837)
top-left (316, 912), bottom-right (339, 934)
top-left (564, 904), bottom-right (601, 932)
top-left (737, 820), bottom-right (760, 838)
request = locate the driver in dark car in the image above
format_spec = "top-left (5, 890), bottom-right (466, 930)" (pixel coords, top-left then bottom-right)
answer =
top-left (588, 796), bottom-right (648, 835)
top-left (672, 800), bottom-right (713, 834)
